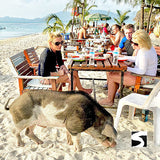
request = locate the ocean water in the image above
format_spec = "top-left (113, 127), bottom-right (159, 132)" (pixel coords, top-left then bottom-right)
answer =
top-left (0, 22), bottom-right (46, 40)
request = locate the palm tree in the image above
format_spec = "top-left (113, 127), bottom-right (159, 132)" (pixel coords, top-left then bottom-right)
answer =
top-left (65, 0), bottom-right (81, 33)
top-left (43, 14), bottom-right (71, 34)
top-left (65, 0), bottom-right (97, 32)
top-left (145, 0), bottom-right (160, 32)
top-left (110, 0), bottom-right (160, 30)
top-left (106, 0), bottom-right (144, 28)
top-left (114, 10), bottom-right (131, 25)
top-left (79, 0), bottom-right (97, 25)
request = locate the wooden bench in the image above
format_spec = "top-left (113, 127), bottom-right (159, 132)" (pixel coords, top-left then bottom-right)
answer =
top-left (8, 52), bottom-right (59, 95)
top-left (23, 47), bottom-right (67, 90)
top-left (23, 47), bottom-right (40, 75)
top-left (24, 47), bottom-right (67, 72)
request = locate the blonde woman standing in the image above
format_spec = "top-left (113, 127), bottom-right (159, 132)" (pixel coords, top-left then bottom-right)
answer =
top-left (99, 29), bottom-right (158, 106)
top-left (38, 32), bottom-right (92, 94)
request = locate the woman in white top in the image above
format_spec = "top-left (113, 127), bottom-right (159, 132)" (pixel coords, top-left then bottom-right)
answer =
top-left (99, 29), bottom-right (158, 106)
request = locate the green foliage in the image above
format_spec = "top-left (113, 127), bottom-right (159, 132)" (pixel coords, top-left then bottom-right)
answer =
top-left (65, 0), bottom-right (97, 26)
top-left (114, 10), bottom-right (131, 25)
top-left (43, 14), bottom-right (68, 34)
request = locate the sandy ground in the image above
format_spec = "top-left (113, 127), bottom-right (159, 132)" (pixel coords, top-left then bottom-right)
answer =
top-left (0, 33), bottom-right (160, 160)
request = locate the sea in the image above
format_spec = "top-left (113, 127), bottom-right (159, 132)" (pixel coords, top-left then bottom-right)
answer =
top-left (0, 22), bottom-right (46, 40)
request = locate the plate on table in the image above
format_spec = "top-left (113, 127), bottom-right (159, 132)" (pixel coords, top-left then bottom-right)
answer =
top-left (118, 57), bottom-right (128, 61)
top-left (71, 55), bottom-right (79, 58)
top-left (121, 52), bottom-right (127, 55)
top-left (85, 56), bottom-right (90, 59)
top-left (107, 51), bottom-right (113, 54)
top-left (94, 57), bottom-right (106, 61)
top-left (72, 58), bottom-right (86, 62)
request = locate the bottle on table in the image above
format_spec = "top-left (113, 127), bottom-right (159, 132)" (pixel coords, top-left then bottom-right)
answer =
top-left (89, 49), bottom-right (95, 65)
top-left (85, 40), bottom-right (90, 48)
top-left (112, 48), bottom-right (119, 66)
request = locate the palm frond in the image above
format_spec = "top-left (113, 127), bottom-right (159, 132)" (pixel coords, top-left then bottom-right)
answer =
top-left (114, 18), bottom-right (121, 25)
top-left (43, 25), bottom-right (55, 34)
top-left (114, 9), bottom-right (131, 25)
top-left (46, 14), bottom-right (60, 25)
top-left (123, 16), bottom-right (130, 21)
top-left (66, 19), bottom-right (73, 31)
top-left (87, 4), bottom-right (97, 11)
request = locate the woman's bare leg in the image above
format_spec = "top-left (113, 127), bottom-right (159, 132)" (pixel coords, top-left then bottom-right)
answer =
top-left (72, 71), bottom-right (92, 94)
top-left (57, 72), bottom-right (92, 94)
top-left (99, 71), bottom-right (137, 106)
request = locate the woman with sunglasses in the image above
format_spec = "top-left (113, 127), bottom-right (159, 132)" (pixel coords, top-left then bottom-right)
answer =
top-left (38, 32), bottom-right (92, 94)
top-left (99, 29), bottom-right (157, 106)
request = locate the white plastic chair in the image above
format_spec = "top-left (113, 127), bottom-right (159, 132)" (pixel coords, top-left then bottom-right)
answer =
top-left (114, 81), bottom-right (160, 146)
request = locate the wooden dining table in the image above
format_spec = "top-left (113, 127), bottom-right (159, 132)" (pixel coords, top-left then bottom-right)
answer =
top-left (68, 56), bottom-right (127, 99)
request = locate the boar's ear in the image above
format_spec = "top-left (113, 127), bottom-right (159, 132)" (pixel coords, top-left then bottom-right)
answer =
top-left (102, 124), bottom-right (117, 139)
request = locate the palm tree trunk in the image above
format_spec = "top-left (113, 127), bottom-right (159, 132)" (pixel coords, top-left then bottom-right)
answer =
top-left (146, 2), bottom-right (154, 33)
top-left (71, 8), bottom-right (76, 33)
top-left (82, 2), bottom-right (85, 26)
top-left (140, 0), bottom-right (145, 29)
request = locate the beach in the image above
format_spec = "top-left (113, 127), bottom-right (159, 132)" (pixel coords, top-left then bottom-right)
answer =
top-left (0, 33), bottom-right (160, 160)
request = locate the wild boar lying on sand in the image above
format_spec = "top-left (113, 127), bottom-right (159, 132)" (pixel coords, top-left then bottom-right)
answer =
top-left (5, 90), bottom-right (117, 151)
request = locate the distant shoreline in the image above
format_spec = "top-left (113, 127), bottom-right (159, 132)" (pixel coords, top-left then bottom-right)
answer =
top-left (0, 32), bottom-right (43, 41)
top-left (0, 33), bottom-right (44, 42)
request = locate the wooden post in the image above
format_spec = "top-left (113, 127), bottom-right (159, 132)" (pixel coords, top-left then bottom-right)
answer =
top-left (18, 78), bottom-right (24, 95)
top-left (134, 76), bottom-right (142, 93)
top-left (50, 79), bottom-right (57, 91)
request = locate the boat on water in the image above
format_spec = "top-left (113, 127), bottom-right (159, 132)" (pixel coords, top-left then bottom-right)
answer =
top-left (0, 26), bottom-right (6, 30)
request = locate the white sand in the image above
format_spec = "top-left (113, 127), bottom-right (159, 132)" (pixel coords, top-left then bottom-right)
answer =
top-left (0, 33), bottom-right (160, 160)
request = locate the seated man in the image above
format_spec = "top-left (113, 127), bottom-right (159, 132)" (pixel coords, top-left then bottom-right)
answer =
top-left (103, 24), bottom-right (135, 91)
top-left (118, 24), bottom-right (134, 56)
top-left (38, 32), bottom-right (92, 94)
top-left (103, 24), bottom-right (124, 90)
top-left (78, 24), bottom-right (90, 40)
top-left (110, 24), bottom-right (124, 46)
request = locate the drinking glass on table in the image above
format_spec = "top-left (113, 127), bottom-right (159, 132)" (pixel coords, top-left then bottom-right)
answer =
top-left (89, 49), bottom-right (95, 65)
top-left (112, 48), bottom-right (119, 66)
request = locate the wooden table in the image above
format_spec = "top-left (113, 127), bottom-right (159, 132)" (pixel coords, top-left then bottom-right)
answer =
top-left (68, 57), bottom-right (127, 98)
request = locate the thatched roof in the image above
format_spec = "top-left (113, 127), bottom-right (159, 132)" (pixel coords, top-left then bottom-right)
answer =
top-left (133, 9), bottom-right (158, 26)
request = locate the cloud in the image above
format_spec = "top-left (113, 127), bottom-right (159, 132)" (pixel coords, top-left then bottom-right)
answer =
top-left (96, 0), bottom-right (139, 13)
top-left (0, 0), bottom-right (140, 19)
top-left (0, 0), bottom-right (68, 19)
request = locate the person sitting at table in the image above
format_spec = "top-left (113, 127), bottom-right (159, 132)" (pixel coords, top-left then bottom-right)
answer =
top-left (38, 32), bottom-right (92, 94)
top-left (103, 24), bottom-right (136, 90)
top-left (103, 24), bottom-right (125, 90)
top-left (78, 24), bottom-right (90, 40)
top-left (110, 24), bottom-right (136, 97)
top-left (110, 24), bottom-right (124, 47)
top-left (102, 23), bottom-right (109, 35)
top-left (118, 24), bottom-right (134, 56)
top-left (99, 29), bottom-right (158, 106)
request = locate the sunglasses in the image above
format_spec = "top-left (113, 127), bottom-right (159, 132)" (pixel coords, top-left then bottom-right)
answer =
top-left (131, 41), bottom-right (138, 46)
top-left (54, 41), bottom-right (64, 46)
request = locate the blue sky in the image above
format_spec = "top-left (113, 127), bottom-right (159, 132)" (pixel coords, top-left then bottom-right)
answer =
top-left (0, 0), bottom-right (140, 19)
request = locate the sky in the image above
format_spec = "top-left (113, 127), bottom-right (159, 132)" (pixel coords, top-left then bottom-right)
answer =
top-left (0, 0), bottom-right (140, 19)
